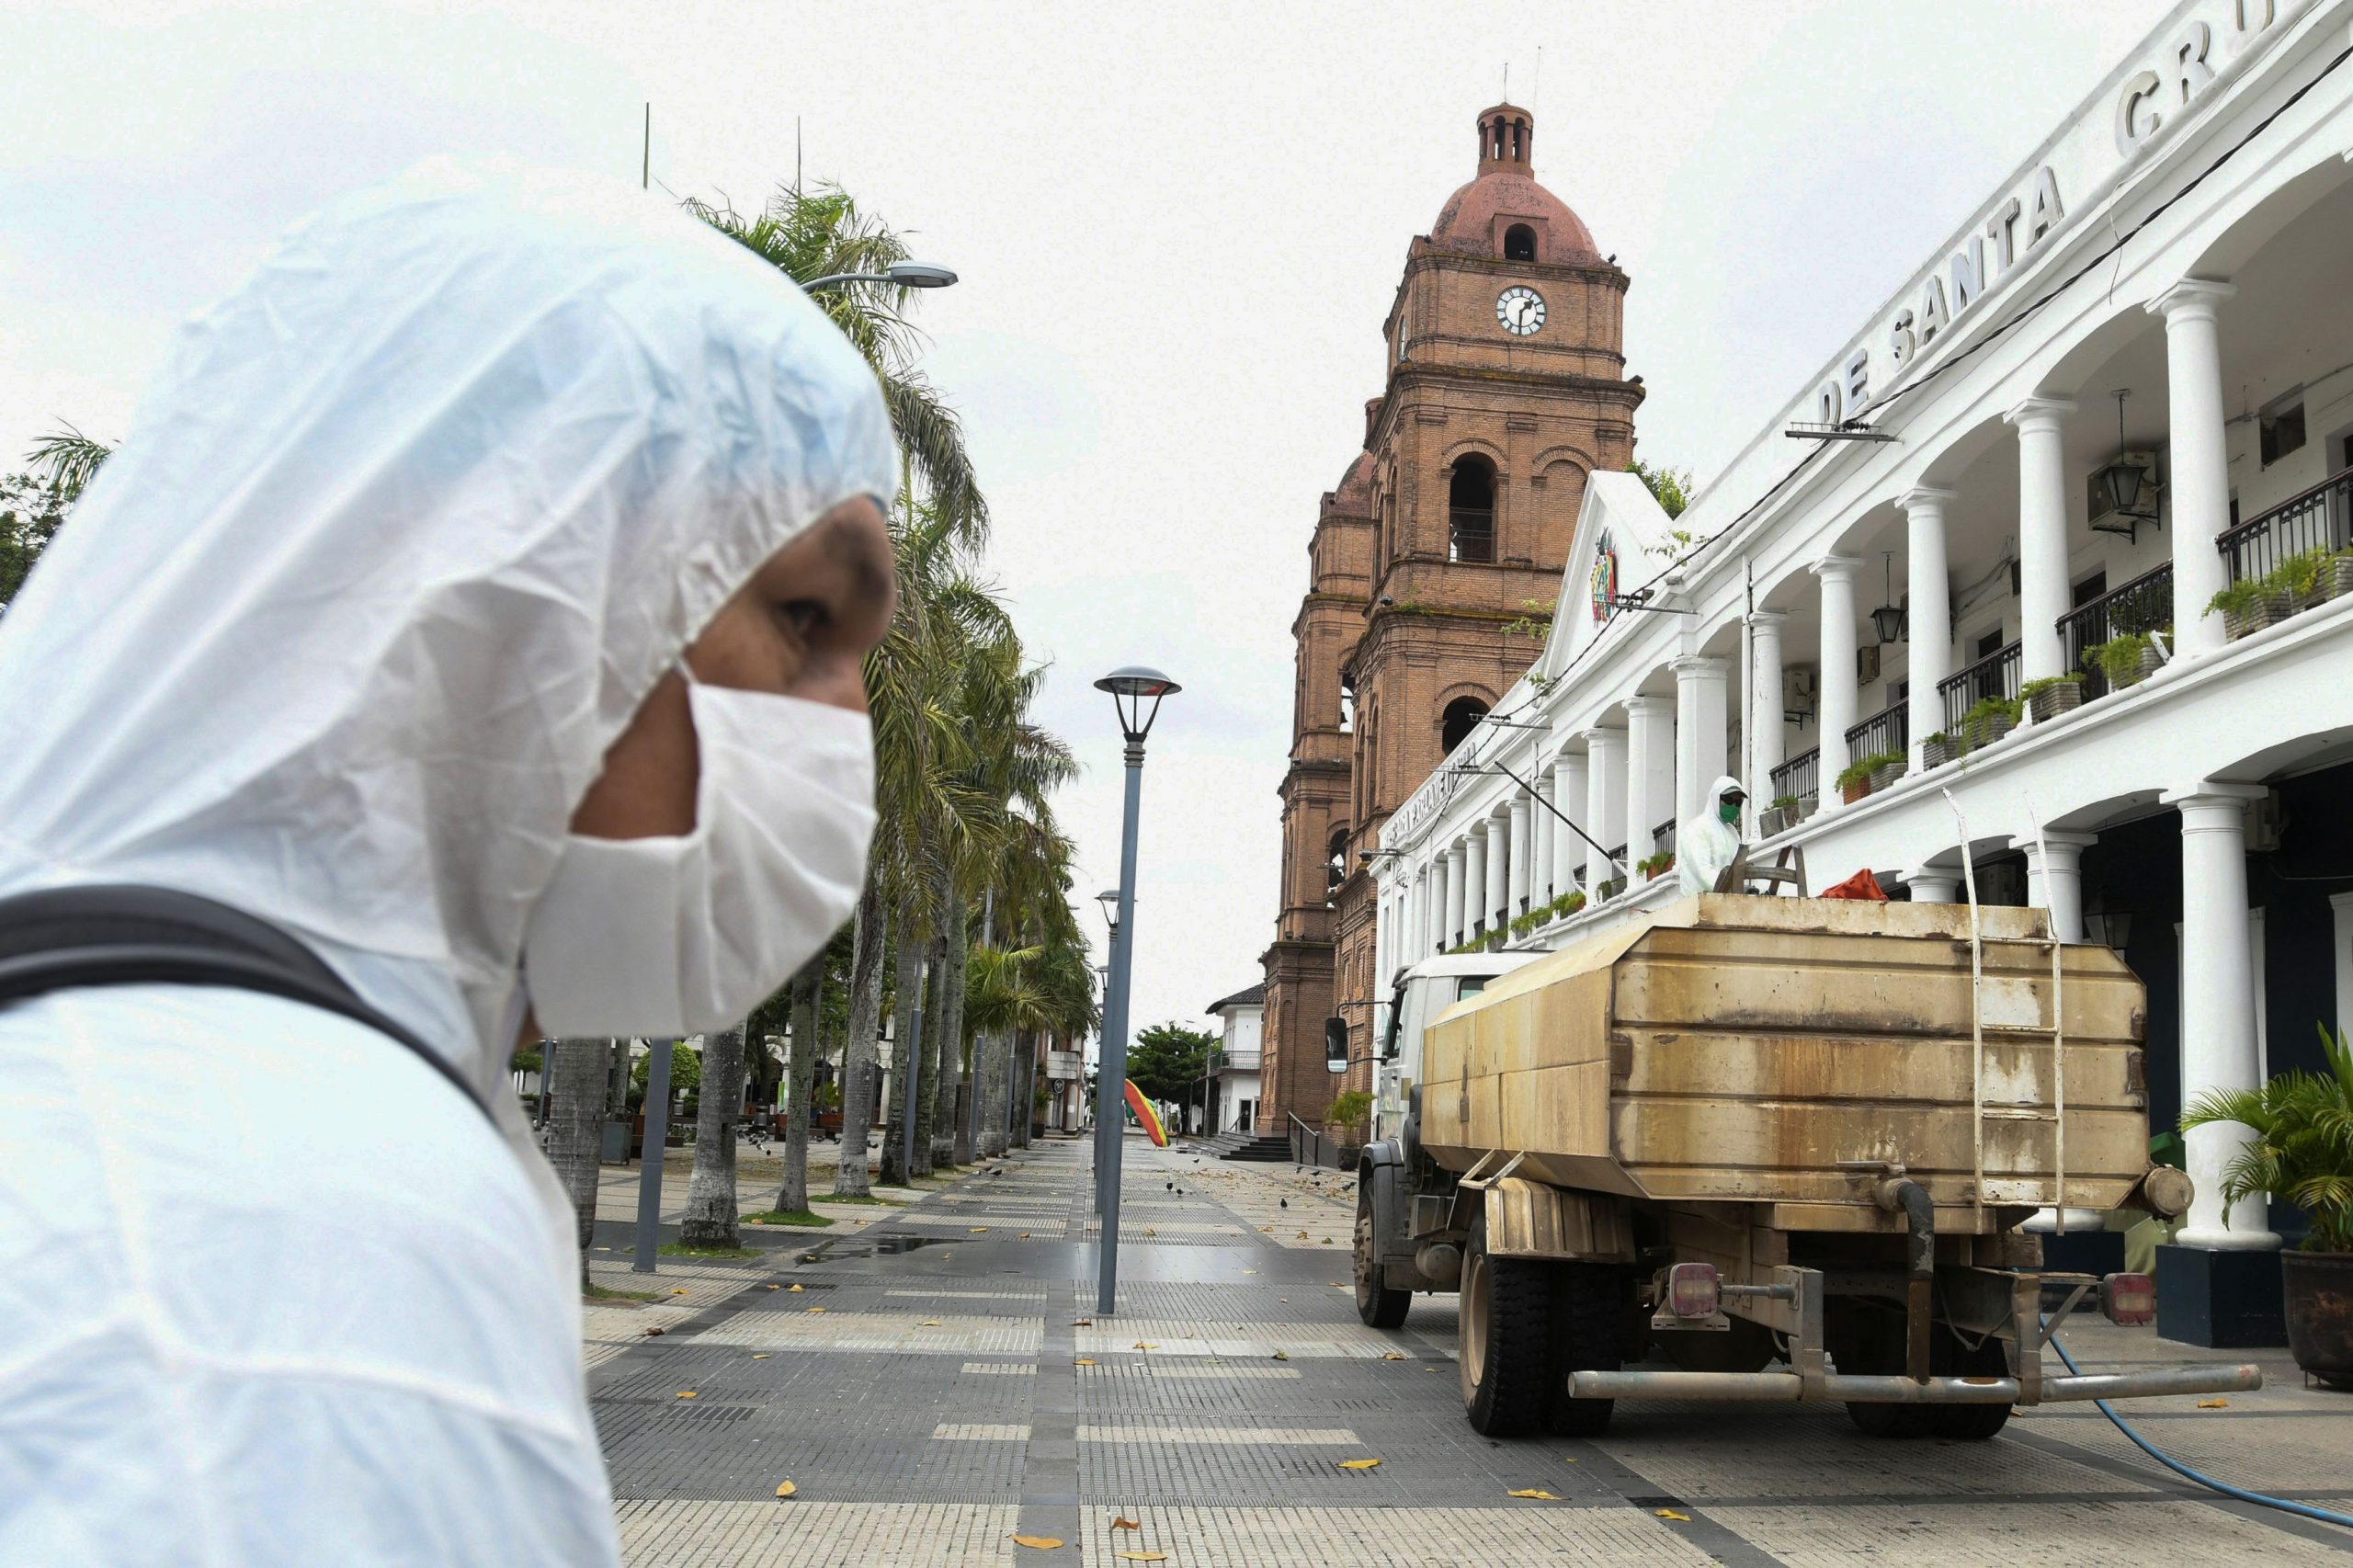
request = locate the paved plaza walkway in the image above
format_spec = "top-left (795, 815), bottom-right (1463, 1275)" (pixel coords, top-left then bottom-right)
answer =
top-left (585, 1135), bottom-right (2353, 1565)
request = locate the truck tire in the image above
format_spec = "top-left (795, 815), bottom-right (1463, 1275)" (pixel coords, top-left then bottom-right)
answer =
top-left (1833, 1300), bottom-right (1926, 1437)
top-left (1543, 1262), bottom-right (1620, 1437)
top-left (1352, 1189), bottom-right (1410, 1329)
top-left (1915, 1335), bottom-right (2013, 1441)
top-left (1459, 1213), bottom-right (1553, 1436)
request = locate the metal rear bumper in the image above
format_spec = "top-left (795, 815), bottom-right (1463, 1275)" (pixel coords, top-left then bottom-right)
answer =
top-left (1570, 1362), bottom-right (2263, 1405)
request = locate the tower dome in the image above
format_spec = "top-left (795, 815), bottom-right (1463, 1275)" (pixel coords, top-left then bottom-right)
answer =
top-left (1425, 103), bottom-right (1600, 266)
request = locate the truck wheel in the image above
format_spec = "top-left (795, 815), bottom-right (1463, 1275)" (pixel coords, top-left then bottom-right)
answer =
top-left (1916, 1336), bottom-right (2012, 1441)
top-left (1352, 1189), bottom-right (1410, 1329)
top-left (1833, 1301), bottom-right (1926, 1438)
top-left (1543, 1262), bottom-right (1620, 1437)
top-left (1459, 1213), bottom-right (1553, 1436)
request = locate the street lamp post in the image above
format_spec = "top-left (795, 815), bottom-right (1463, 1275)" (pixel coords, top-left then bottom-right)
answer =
top-left (1093, 665), bottom-right (1178, 1318)
top-left (802, 260), bottom-right (960, 293)
top-left (631, 1038), bottom-right (677, 1274)
top-left (1092, 890), bottom-right (1121, 1219)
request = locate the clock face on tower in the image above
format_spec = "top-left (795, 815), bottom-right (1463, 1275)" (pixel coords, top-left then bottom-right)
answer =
top-left (1495, 286), bottom-right (1545, 336)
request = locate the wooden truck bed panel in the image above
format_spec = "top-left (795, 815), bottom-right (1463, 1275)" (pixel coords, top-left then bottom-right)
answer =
top-left (1421, 894), bottom-right (2148, 1225)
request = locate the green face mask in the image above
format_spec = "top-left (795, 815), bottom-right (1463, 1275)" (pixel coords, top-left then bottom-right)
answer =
top-left (1718, 798), bottom-right (1742, 824)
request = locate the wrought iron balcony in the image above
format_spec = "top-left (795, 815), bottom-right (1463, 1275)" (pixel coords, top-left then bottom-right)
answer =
top-left (1843, 701), bottom-right (1908, 764)
top-left (2057, 562), bottom-right (2172, 699)
top-left (1769, 746), bottom-right (1819, 811)
top-left (2218, 463), bottom-right (2353, 586)
top-left (1938, 640), bottom-right (2020, 733)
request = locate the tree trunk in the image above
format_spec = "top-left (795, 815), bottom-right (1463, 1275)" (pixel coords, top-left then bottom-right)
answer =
top-left (679, 1025), bottom-right (747, 1249)
top-left (546, 1037), bottom-right (611, 1290)
top-left (1015, 1034), bottom-right (1035, 1149)
top-left (880, 906), bottom-right (925, 1187)
top-left (941, 915), bottom-right (973, 1167)
top-left (977, 1027), bottom-right (1007, 1159)
top-left (914, 938), bottom-right (947, 1176)
top-left (775, 961), bottom-right (821, 1215)
top-left (832, 876), bottom-right (887, 1197)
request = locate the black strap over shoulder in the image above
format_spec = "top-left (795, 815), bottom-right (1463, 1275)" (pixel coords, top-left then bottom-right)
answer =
top-left (0, 883), bottom-right (493, 1121)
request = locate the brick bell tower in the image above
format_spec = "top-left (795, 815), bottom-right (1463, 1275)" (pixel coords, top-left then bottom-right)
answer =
top-left (1259, 103), bottom-right (1643, 1133)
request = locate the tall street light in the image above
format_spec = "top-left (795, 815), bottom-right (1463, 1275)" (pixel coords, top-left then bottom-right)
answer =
top-left (1092, 888), bottom-right (1121, 1219)
top-left (1093, 665), bottom-right (1178, 1317)
top-left (802, 260), bottom-right (959, 293)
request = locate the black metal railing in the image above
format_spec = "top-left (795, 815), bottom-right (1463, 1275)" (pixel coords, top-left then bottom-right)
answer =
top-left (1287, 1110), bottom-right (1349, 1171)
top-left (1844, 701), bottom-right (1908, 764)
top-left (1653, 816), bottom-right (1677, 858)
top-left (2218, 463), bottom-right (2353, 586)
top-left (2058, 562), bottom-right (2173, 699)
top-left (1938, 640), bottom-right (2020, 733)
top-left (1449, 506), bottom-right (1495, 563)
top-left (1770, 746), bottom-right (1819, 809)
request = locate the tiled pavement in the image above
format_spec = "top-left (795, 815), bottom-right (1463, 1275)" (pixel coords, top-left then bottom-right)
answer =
top-left (590, 1136), bottom-right (2353, 1565)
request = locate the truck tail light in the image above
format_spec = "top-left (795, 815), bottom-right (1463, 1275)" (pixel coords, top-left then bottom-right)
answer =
top-left (2100, 1271), bottom-right (2155, 1326)
top-left (1666, 1262), bottom-right (1721, 1320)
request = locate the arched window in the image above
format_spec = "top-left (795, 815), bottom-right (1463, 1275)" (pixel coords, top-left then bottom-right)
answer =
top-left (1326, 827), bottom-right (1348, 901)
top-left (1440, 697), bottom-right (1488, 755)
top-left (1449, 457), bottom-right (1496, 563)
top-left (1503, 223), bottom-right (1536, 262)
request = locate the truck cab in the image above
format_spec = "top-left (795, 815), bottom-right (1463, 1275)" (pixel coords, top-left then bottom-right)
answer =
top-left (1371, 951), bottom-right (1546, 1144)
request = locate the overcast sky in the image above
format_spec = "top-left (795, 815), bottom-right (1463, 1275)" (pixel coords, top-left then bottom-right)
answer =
top-left (3, 0), bottom-right (2176, 1039)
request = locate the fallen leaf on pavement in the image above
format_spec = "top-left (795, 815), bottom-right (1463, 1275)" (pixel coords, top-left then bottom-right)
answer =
top-left (1507, 1489), bottom-right (1560, 1500)
top-left (806, 1306), bottom-right (826, 1314)
top-left (670, 1289), bottom-right (690, 1296)
top-left (971, 1227), bottom-right (988, 1233)
top-left (2197, 1398), bottom-right (2230, 1408)
top-left (765, 1284), bottom-right (779, 1290)
top-left (752, 1354), bottom-right (770, 1359)
top-left (675, 1391), bottom-right (697, 1400)
top-left (1074, 1358), bottom-right (1097, 1366)
top-left (1110, 1517), bottom-right (1141, 1530)
top-left (788, 1284), bottom-right (804, 1292)
top-left (1117, 1554), bottom-right (1167, 1562)
top-left (919, 1320), bottom-right (943, 1327)
top-left (1279, 1298), bottom-right (1289, 1304)
top-left (1337, 1458), bottom-right (1381, 1471)
top-left (1243, 1269), bottom-right (1258, 1275)
top-left (774, 1481), bottom-right (797, 1499)
top-left (642, 1327), bottom-right (665, 1336)
top-left (1020, 1232), bottom-right (1031, 1238)
top-left (1381, 1352), bottom-right (1405, 1360)
top-left (1072, 1319), bottom-right (1093, 1326)
top-left (1654, 1509), bottom-right (1691, 1522)
top-left (1272, 1351), bottom-right (1290, 1361)
top-left (1011, 1536), bottom-right (1063, 1551)
top-left (1143, 1227), bottom-right (1156, 1236)
top-left (1257, 1226), bottom-right (1274, 1233)
top-left (1296, 1232), bottom-right (1308, 1239)
top-left (1132, 1342), bottom-right (1158, 1350)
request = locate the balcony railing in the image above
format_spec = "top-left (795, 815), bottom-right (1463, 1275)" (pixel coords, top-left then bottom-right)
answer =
top-left (1449, 506), bottom-right (1495, 564)
top-left (1843, 701), bottom-right (1907, 763)
top-left (2219, 463), bottom-right (2353, 586)
top-left (1653, 816), bottom-right (1677, 858)
top-left (1938, 640), bottom-right (2020, 733)
top-left (2058, 562), bottom-right (2173, 699)
top-left (1769, 746), bottom-right (1819, 810)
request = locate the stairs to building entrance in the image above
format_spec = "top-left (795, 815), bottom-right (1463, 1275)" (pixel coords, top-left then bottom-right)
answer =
top-left (1195, 1127), bottom-right (1292, 1163)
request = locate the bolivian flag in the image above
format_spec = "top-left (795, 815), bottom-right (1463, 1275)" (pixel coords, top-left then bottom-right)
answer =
top-left (1123, 1080), bottom-right (1168, 1146)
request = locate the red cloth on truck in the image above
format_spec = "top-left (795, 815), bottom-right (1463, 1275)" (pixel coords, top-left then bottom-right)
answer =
top-left (1820, 868), bottom-right (1889, 902)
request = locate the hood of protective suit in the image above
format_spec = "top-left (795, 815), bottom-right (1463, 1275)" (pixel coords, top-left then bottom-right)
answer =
top-left (0, 160), bottom-right (897, 1097)
top-left (1677, 774), bottom-right (1746, 896)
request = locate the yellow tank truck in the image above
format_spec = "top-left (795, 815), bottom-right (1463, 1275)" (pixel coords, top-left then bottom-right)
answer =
top-left (1351, 893), bottom-right (2258, 1438)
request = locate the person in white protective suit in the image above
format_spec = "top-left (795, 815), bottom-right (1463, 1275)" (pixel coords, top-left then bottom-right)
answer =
top-left (0, 162), bottom-right (898, 1565)
top-left (1677, 774), bottom-right (1748, 896)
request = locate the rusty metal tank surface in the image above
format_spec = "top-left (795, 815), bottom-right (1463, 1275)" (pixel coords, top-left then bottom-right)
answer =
top-left (1419, 894), bottom-right (2147, 1232)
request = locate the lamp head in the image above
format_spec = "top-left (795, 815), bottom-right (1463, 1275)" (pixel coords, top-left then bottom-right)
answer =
top-left (1095, 665), bottom-right (1180, 741)
top-left (886, 260), bottom-right (959, 289)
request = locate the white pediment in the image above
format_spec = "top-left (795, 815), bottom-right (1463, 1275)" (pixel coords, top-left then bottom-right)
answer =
top-left (1537, 471), bottom-right (1679, 680)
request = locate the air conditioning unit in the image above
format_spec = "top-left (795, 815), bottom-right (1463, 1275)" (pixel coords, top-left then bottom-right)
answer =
top-left (1782, 666), bottom-right (1817, 724)
top-left (2086, 450), bottom-right (2161, 538)
top-left (2245, 790), bottom-right (2285, 854)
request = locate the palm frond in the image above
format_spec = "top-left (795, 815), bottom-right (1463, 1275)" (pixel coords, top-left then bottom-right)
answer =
top-left (25, 425), bottom-right (113, 502)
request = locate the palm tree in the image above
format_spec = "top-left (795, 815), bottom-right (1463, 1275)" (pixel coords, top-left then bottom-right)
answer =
top-left (679, 1023), bottom-right (749, 1249)
top-left (546, 1038), bottom-right (614, 1288)
top-left (688, 186), bottom-right (984, 540)
top-left (25, 425), bottom-right (112, 502)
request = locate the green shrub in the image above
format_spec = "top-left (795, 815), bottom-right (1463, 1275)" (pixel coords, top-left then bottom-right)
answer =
top-left (2266, 547), bottom-right (2334, 601)
top-left (1957, 696), bottom-right (2021, 750)
top-left (2203, 578), bottom-right (2270, 620)
top-left (2018, 674), bottom-right (2080, 702)
top-left (1770, 793), bottom-right (1800, 812)
top-left (1324, 1089), bottom-right (1374, 1128)
top-left (2181, 1023), bottom-right (2353, 1253)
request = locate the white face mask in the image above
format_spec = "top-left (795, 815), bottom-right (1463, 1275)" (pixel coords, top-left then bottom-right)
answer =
top-left (522, 676), bottom-right (877, 1038)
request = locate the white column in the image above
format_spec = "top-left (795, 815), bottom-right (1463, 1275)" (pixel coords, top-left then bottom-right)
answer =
top-left (1672, 654), bottom-right (1729, 826)
top-left (2011, 830), bottom-right (2097, 943)
top-left (1902, 486), bottom-right (1955, 770)
top-left (1444, 841), bottom-right (1469, 948)
top-left (2165, 783), bottom-right (2280, 1249)
top-left (1462, 827), bottom-right (1487, 940)
top-left (1530, 775), bottom-right (1555, 905)
top-left (1552, 754), bottom-right (1587, 894)
top-left (1906, 869), bottom-right (1961, 904)
top-left (2150, 279), bottom-right (2237, 662)
top-left (1424, 858), bottom-right (1445, 957)
top-left (1625, 694), bottom-right (1673, 862)
top-left (1814, 555), bottom-right (1861, 812)
top-left (2006, 397), bottom-right (2075, 686)
top-left (1485, 804), bottom-right (1512, 931)
top-left (1745, 611), bottom-right (1786, 822)
top-left (1584, 728), bottom-right (1625, 888)
top-left (1507, 793), bottom-right (1534, 916)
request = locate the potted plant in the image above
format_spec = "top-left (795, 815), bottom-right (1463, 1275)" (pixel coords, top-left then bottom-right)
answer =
top-left (2206, 577), bottom-right (2287, 641)
top-left (1597, 876), bottom-right (1624, 902)
top-left (1922, 730), bottom-right (1957, 768)
top-left (1324, 1088), bottom-right (1373, 1153)
top-left (2019, 673), bottom-right (2083, 722)
top-left (1866, 750), bottom-right (1905, 792)
top-left (1835, 757), bottom-right (1875, 804)
top-left (2269, 547), bottom-right (2336, 614)
top-left (2181, 1023), bottom-right (2353, 1390)
top-left (1637, 849), bottom-right (1677, 882)
top-left (1765, 793), bottom-right (1801, 835)
top-left (1958, 695), bottom-right (2022, 753)
top-left (2334, 547), bottom-right (2353, 601)
top-left (2090, 631), bottom-right (2153, 688)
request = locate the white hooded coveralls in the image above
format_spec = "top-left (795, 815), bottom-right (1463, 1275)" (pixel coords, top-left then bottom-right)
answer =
top-left (0, 162), bottom-right (895, 1564)
top-left (1677, 775), bottom-right (1747, 897)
